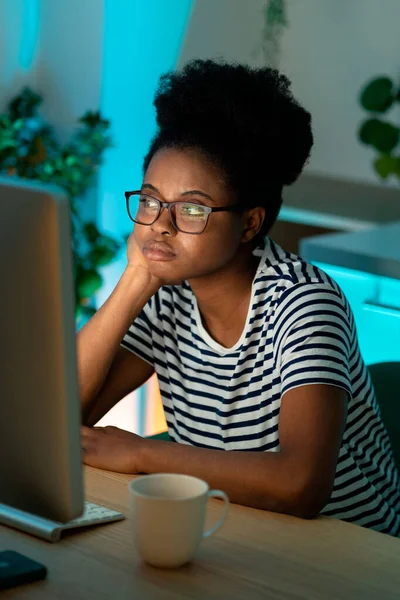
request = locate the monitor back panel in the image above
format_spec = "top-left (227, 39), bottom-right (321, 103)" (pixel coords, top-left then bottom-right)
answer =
top-left (0, 177), bottom-right (83, 522)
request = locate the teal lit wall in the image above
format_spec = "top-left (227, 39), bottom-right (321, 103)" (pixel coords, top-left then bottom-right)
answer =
top-left (18, 0), bottom-right (40, 70)
top-left (96, 0), bottom-right (194, 308)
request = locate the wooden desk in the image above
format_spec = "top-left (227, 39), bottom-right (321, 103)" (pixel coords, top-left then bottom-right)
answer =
top-left (1, 467), bottom-right (400, 599)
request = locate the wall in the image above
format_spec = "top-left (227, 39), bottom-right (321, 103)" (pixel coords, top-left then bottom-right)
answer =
top-left (0, 0), bottom-right (40, 108)
top-left (179, 0), bottom-right (400, 186)
top-left (36, 0), bottom-right (105, 146)
top-left (35, 0), bottom-right (105, 223)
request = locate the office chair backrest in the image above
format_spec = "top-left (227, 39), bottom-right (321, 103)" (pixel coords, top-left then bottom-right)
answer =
top-left (368, 362), bottom-right (400, 472)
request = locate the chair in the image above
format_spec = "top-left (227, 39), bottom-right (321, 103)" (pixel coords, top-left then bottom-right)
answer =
top-left (368, 362), bottom-right (400, 471)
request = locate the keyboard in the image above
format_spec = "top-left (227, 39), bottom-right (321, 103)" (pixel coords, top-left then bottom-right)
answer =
top-left (0, 500), bottom-right (126, 543)
top-left (59, 501), bottom-right (125, 535)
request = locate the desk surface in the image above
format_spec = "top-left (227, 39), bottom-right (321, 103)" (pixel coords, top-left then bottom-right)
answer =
top-left (1, 467), bottom-right (400, 600)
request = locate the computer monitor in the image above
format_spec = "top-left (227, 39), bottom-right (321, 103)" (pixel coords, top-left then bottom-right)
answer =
top-left (0, 176), bottom-right (83, 523)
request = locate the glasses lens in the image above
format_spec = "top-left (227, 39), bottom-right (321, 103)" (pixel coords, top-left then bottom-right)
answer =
top-left (127, 194), bottom-right (208, 233)
top-left (131, 194), bottom-right (159, 224)
top-left (173, 203), bottom-right (208, 233)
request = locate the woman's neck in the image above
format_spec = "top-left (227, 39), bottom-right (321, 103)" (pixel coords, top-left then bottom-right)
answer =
top-left (188, 248), bottom-right (260, 346)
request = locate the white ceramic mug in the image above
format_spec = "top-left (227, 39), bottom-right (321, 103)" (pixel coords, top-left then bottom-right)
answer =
top-left (128, 473), bottom-right (230, 568)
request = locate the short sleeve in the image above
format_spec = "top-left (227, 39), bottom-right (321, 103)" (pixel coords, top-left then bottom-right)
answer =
top-left (120, 294), bottom-right (158, 367)
top-left (273, 283), bottom-right (353, 398)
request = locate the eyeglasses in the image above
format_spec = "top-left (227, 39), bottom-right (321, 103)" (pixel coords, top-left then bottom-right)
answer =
top-left (125, 190), bottom-right (244, 235)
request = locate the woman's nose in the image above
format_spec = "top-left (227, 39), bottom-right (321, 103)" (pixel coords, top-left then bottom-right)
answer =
top-left (150, 205), bottom-right (175, 236)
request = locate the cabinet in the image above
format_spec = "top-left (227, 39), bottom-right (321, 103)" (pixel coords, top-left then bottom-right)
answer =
top-left (312, 262), bottom-right (400, 365)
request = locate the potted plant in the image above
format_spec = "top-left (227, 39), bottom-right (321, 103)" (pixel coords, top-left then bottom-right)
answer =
top-left (0, 87), bottom-right (126, 326)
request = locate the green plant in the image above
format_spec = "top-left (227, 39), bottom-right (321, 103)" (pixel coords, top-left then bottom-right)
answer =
top-left (358, 76), bottom-right (400, 181)
top-left (251, 0), bottom-right (288, 67)
top-left (0, 87), bottom-right (127, 324)
top-left (262, 0), bottom-right (288, 67)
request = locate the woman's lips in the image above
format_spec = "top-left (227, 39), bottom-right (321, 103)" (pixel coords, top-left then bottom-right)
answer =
top-left (142, 240), bottom-right (176, 261)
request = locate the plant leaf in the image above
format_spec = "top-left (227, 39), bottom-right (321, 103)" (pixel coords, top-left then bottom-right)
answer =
top-left (360, 77), bottom-right (394, 113)
top-left (373, 155), bottom-right (396, 179)
top-left (393, 156), bottom-right (400, 178)
top-left (0, 138), bottom-right (17, 151)
top-left (80, 305), bottom-right (97, 318)
top-left (359, 118), bottom-right (381, 145)
top-left (77, 269), bottom-right (103, 298)
top-left (88, 246), bottom-right (116, 267)
top-left (83, 222), bottom-right (100, 243)
top-left (358, 118), bottom-right (399, 153)
top-left (8, 87), bottom-right (43, 120)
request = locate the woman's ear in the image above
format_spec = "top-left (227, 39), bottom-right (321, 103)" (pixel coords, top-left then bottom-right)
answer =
top-left (241, 207), bottom-right (265, 244)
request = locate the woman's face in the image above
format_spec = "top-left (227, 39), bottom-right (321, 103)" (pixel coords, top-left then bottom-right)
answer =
top-left (133, 147), bottom-right (263, 285)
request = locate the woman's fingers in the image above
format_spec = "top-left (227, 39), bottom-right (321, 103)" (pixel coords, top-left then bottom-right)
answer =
top-left (81, 425), bottom-right (105, 437)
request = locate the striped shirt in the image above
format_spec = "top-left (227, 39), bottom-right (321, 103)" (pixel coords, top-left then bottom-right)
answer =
top-left (122, 237), bottom-right (400, 536)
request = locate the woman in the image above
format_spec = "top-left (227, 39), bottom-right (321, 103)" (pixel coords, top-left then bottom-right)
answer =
top-left (79, 59), bottom-right (400, 536)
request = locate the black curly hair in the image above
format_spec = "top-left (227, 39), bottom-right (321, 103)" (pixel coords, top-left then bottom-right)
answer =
top-left (143, 58), bottom-right (313, 247)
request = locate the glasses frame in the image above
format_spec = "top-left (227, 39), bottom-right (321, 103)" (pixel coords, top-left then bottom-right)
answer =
top-left (124, 190), bottom-right (244, 235)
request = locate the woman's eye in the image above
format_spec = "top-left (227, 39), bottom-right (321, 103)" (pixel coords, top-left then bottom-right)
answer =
top-left (143, 199), bottom-right (158, 210)
top-left (181, 204), bottom-right (206, 217)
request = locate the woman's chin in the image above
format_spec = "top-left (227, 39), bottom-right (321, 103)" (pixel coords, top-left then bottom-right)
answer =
top-left (148, 262), bottom-right (186, 286)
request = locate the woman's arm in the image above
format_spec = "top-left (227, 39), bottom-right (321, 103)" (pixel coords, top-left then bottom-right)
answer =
top-left (138, 383), bottom-right (347, 517)
top-left (77, 266), bottom-right (156, 422)
top-left (82, 383), bottom-right (347, 518)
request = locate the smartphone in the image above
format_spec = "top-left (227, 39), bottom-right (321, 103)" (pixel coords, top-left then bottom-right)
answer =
top-left (0, 550), bottom-right (47, 591)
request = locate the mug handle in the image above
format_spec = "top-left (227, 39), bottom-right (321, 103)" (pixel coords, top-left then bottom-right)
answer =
top-left (203, 489), bottom-right (230, 538)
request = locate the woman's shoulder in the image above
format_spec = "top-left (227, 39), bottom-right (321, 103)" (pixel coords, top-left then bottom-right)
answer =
top-left (255, 238), bottom-right (346, 302)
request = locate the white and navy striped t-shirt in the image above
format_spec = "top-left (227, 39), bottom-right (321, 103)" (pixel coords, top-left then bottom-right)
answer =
top-left (122, 237), bottom-right (400, 536)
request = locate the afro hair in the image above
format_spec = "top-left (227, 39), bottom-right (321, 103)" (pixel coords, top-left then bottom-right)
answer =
top-left (143, 58), bottom-right (313, 245)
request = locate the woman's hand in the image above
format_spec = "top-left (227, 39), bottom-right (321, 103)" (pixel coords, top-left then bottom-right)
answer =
top-left (81, 425), bottom-right (145, 473)
top-left (126, 230), bottom-right (149, 271)
top-left (126, 232), bottom-right (166, 294)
